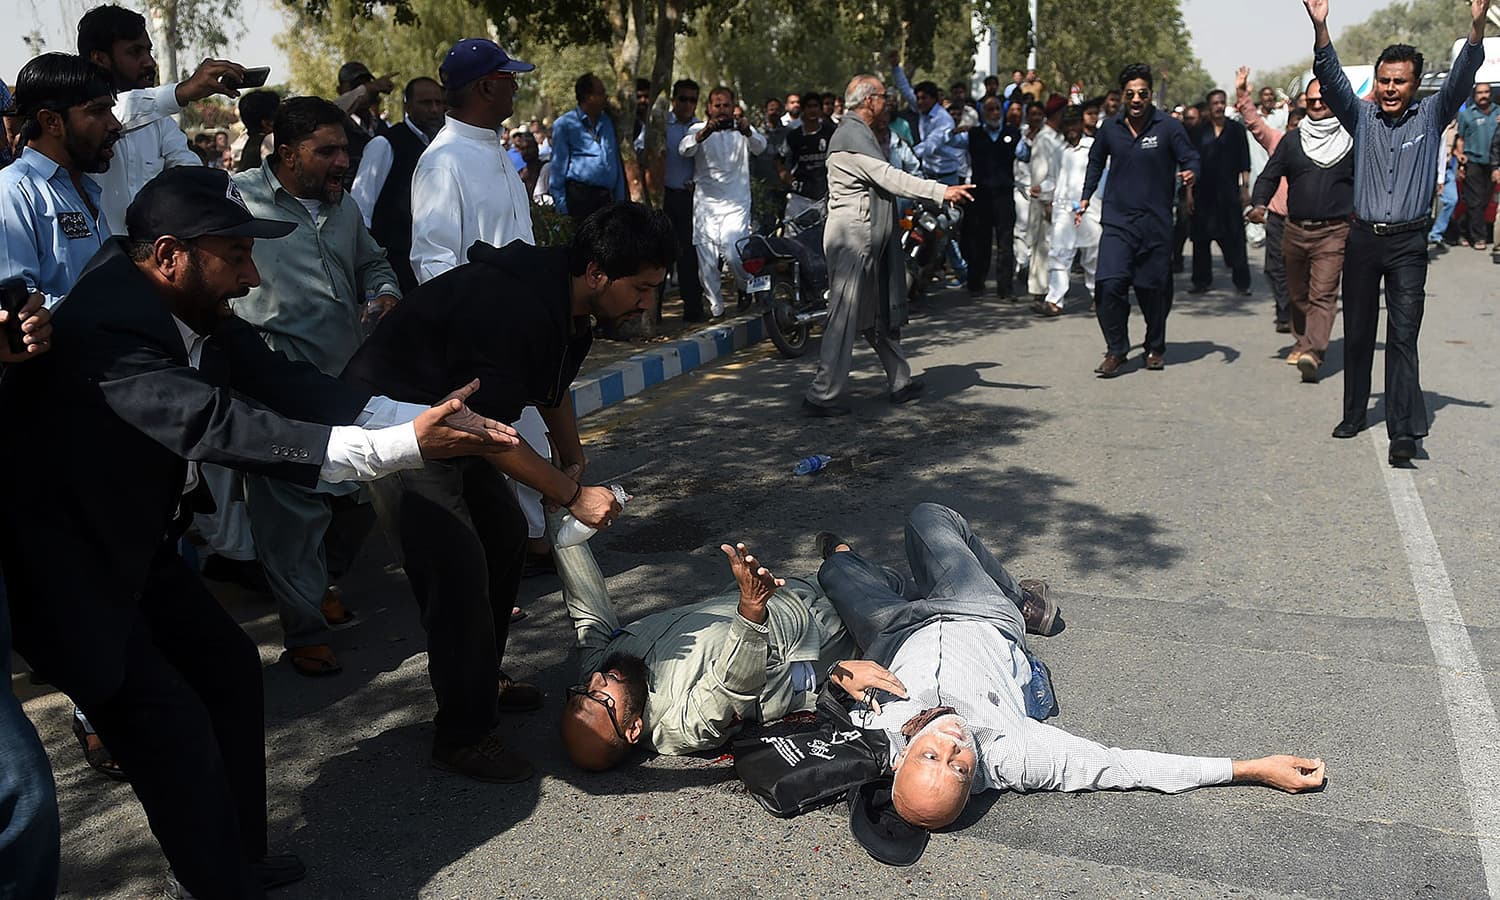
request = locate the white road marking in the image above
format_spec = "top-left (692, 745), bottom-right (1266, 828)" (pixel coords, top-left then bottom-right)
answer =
top-left (1374, 432), bottom-right (1500, 897)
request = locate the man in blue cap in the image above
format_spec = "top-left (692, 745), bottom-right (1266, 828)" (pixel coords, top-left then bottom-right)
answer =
top-left (409, 38), bottom-right (535, 283)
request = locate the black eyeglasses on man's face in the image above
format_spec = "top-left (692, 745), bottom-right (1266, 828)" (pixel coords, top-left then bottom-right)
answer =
top-left (1124, 88), bottom-right (1151, 100)
top-left (1305, 95), bottom-right (1326, 106)
top-left (567, 679), bottom-right (629, 743)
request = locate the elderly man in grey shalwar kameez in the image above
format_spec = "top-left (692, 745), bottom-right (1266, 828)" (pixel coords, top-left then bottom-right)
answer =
top-left (804, 74), bottom-right (973, 416)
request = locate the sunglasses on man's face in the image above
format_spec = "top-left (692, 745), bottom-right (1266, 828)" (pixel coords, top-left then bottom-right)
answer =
top-left (1305, 96), bottom-right (1325, 106)
top-left (1124, 89), bottom-right (1151, 99)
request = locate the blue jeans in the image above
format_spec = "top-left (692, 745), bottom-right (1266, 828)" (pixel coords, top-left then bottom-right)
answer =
top-left (816, 503), bottom-right (1029, 665)
top-left (1429, 159), bottom-right (1458, 242)
top-left (0, 578), bottom-right (60, 900)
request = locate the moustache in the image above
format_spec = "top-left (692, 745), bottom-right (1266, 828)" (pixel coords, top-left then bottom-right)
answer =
top-left (900, 706), bottom-right (958, 739)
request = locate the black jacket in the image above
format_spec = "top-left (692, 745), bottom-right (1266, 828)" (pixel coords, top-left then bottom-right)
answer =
top-left (0, 240), bottom-right (370, 702)
top-left (342, 240), bottom-right (593, 424)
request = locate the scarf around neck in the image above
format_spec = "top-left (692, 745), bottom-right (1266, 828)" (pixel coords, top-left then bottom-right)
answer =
top-left (1298, 114), bottom-right (1353, 168)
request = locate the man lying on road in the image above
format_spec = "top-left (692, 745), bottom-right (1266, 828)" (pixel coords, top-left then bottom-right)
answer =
top-left (558, 526), bottom-right (892, 770)
top-left (817, 503), bottom-right (1326, 862)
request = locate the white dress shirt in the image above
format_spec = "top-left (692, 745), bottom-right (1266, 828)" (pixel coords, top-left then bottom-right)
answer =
top-left (97, 83), bottom-right (201, 236)
top-left (350, 118), bottom-right (434, 228)
top-left (172, 317), bottom-right (426, 487)
top-left (409, 114), bottom-right (534, 283)
top-left (861, 619), bottom-right (1232, 795)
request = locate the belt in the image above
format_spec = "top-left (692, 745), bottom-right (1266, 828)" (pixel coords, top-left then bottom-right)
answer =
top-left (1289, 217), bottom-right (1346, 229)
top-left (1352, 216), bottom-right (1429, 236)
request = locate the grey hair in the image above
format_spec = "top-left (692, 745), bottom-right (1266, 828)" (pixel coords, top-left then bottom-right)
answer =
top-left (845, 74), bottom-right (885, 110)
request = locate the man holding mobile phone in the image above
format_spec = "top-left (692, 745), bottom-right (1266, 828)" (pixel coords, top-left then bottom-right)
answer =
top-left (78, 4), bottom-right (251, 235)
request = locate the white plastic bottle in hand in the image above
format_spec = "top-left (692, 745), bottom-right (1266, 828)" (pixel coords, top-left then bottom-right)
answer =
top-left (555, 484), bottom-right (632, 548)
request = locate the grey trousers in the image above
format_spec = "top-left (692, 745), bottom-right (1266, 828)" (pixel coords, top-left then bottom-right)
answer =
top-left (805, 298), bottom-right (912, 405)
top-left (816, 503), bottom-right (1029, 667)
top-left (244, 476), bottom-right (373, 649)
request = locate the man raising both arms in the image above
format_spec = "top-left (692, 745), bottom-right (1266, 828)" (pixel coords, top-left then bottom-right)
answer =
top-left (1305, 0), bottom-right (1491, 464)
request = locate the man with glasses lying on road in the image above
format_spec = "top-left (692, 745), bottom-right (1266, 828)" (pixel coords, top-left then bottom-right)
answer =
top-left (558, 528), bottom-right (898, 770)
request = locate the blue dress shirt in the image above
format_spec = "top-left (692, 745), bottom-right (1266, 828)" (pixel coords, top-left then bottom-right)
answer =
top-left (893, 65), bottom-right (966, 179)
top-left (0, 147), bottom-right (109, 306)
top-left (664, 113), bottom-right (699, 190)
top-left (548, 107), bottom-right (627, 214)
top-left (1317, 38), bottom-right (1482, 224)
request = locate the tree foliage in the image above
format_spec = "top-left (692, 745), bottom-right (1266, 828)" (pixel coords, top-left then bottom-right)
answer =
top-left (276, 0), bottom-right (494, 117)
top-left (994, 0), bottom-right (1213, 106)
top-left (1256, 0), bottom-right (1483, 94)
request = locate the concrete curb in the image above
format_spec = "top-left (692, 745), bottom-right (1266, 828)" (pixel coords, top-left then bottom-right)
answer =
top-left (571, 313), bottom-right (767, 419)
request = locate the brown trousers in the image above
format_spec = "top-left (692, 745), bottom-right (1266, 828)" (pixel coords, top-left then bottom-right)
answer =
top-left (1281, 220), bottom-right (1349, 360)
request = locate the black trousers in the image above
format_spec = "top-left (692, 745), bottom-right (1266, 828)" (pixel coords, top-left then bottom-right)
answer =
top-left (1461, 160), bottom-right (1492, 244)
top-left (32, 547), bottom-right (268, 899)
top-left (1341, 225), bottom-right (1430, 439)
top-left (1190, 206), bottom-right (1252, 291)
top-left (664, 187), bottom-right (704, 321)
top-left (1095, 222), bottom-right (1172, 357)
top-left (370, 457), bottom-right (526, 747)
top-left (565, 181), bottom-right (615, 221)
top-left (960, 183), bottom-right (1017, 296)
top-left (1264, 212), bottom-right (1290, 323)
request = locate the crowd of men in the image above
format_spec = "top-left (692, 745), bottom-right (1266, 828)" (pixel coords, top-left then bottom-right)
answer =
top-left (0, 0), bottom-right (1493, 894)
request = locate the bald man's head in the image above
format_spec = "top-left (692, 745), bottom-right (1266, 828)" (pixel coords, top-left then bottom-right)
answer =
top-left (890, 714), bottom-right (976, 829)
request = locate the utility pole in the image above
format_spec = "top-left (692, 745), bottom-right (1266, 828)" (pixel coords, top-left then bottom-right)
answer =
top-left (1027, 0), bottom-right (1038, 70)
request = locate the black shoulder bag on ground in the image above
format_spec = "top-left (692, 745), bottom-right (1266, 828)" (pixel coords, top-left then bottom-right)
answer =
top-left (733, 687), bottom-right (890, 818)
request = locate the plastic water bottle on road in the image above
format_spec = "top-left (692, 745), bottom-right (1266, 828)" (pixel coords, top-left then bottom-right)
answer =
top-left (792, 454), bottom-right (833, 476)
top-left (555, 484), bottom-right (632, 548)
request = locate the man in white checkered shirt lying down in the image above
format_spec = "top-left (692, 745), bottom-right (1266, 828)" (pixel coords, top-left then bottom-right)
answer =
top-left (817, 503), bottom-right (1325, 852)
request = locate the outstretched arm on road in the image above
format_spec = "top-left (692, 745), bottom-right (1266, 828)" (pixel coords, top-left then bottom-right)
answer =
top-left (984, 717), bottom-right (1326, 795)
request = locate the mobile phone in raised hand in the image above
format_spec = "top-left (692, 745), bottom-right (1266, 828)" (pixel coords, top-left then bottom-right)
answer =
top-left (224, 66), bottom-right (271, 89)
top-left (1, 277), bottom-right (31, 354)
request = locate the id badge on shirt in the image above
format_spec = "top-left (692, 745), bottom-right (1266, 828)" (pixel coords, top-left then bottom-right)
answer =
top-left (58, 211), bottom-right (92, 239)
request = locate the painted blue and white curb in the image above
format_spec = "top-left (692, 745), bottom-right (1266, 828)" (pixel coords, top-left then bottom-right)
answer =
top-left (571, 314), bottom-right (767, 419)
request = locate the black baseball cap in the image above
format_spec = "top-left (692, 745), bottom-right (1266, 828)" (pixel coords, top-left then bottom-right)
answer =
top-left (126, 167), bottom-right (296, 242)
top-left (847, 779), bottom-right (929, 867)
top-left (337, 61), bottom-right (374, 87)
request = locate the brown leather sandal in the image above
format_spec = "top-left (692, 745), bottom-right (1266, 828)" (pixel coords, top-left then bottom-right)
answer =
top-left (288, 645), bottom-right (343, 677)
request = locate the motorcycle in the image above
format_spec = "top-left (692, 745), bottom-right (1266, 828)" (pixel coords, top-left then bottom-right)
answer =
top-left (736, 206), bottom-right (829, 358)
top-left (899, 200), bottom-right (963, 302)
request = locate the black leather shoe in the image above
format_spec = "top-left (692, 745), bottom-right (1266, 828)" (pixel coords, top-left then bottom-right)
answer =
top-left (253, 854), bottom-right (307, 890)
top-left (1389, 437), bottom-right (1418, 466)
top-left (802, 398), bottom-right (851, 417)
top-left (1331, 418), bottom-right (1366, 439)
top-left (815, 532), bottom-right (850, 560)
top-left (1187, 284), bottom-right (1210, 294)
top-left (889, 380), bottom-right (926, 404)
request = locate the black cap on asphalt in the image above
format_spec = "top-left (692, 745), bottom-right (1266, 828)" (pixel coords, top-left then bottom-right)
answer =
top-left (126, 167), bottom-right (297, 242)
top-left (848, 779), bottom-right (929, 867)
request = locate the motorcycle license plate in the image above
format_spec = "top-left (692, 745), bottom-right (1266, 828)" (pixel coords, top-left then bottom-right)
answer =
top-left (747, 275), bottom-right (772, 293)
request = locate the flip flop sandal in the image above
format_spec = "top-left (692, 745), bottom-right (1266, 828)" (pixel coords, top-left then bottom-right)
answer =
top-left (71, 715), bottom-right (127, 781)
top-left (288, 648), bottom-right (343, 677)
top-left (510, 607), bottom-right (528, 623)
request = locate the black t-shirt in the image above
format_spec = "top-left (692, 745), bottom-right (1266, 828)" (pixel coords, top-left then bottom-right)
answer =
top-left (782, 123), bottom-right (836, 199)
top-left (343, 242), bottom-right (593, 425)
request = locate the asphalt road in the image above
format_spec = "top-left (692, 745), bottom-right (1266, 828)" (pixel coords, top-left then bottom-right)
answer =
top-left (24, 243), bottom-right (1500, 899)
